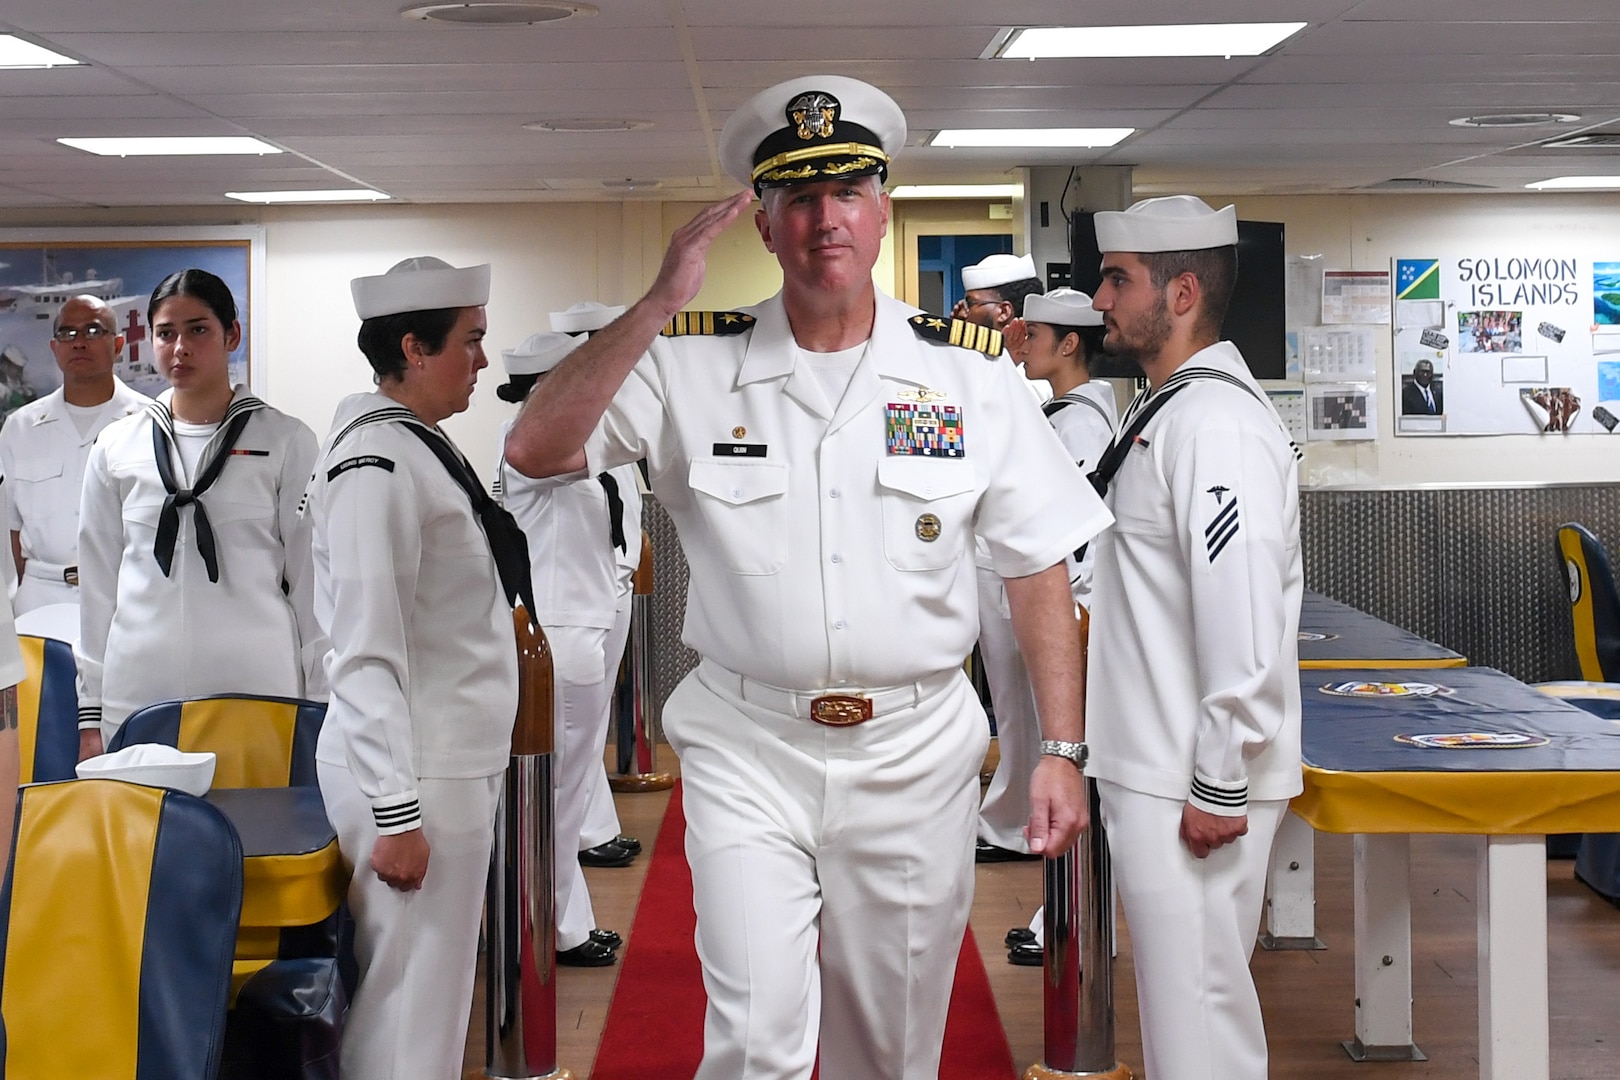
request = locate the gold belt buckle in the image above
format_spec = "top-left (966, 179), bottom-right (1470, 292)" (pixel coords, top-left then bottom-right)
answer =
top-left (808, 694), bottom-right (873, 726)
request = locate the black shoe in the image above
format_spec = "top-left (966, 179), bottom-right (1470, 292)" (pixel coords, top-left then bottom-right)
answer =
top-left (579, 840), bottom-right (636, 868)
top-left (1005, 927), bottom-right (1037, 948)
top-left (976, 839), bottom-right (1039, 863)
top-left (611, 834), bottom-right (642, 856)
top-left (589, 928), bottom-right (623, 949)
top-left (557, 939), bottom-right (618, 967)
top-left (1007, 941), bottom-right (1044, 967)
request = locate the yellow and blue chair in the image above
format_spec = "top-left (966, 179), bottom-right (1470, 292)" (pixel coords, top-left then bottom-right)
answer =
top-left (108, 694), bottom-right (325, 789)
top-left (15, 634), bottom-right (80, 784)
top-left (0, 778), bottom-right (242, 1080)
top-left (1555, 522), bottom-right (1620, 683)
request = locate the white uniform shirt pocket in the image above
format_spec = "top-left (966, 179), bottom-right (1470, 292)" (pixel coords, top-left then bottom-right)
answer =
top-left (875, 456), bottom-right (977, 572)
top-left (687, 458), bottom-right (789, 575)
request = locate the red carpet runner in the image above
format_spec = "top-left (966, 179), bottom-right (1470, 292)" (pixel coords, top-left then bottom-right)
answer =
top-left (591, 784), bottom-right (1017, 1079)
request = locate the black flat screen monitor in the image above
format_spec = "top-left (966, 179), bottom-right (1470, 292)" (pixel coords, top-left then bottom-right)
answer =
top-left (1066, 212), bottom-right (1286, 381)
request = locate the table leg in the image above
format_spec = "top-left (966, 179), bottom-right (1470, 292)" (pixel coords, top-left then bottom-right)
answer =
top-left (1260, 810), bottom-right (1325, 950)
top-left (1477, 835), bottom-right (1549, 1080)
top-left (1344, 834), bottom-right (1425, 1062)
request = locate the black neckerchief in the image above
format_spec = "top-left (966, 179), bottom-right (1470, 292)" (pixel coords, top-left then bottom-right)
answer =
top-left (148, 394), bottom-right (266, 582)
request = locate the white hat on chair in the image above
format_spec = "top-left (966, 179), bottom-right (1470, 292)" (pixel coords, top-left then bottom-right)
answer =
top-left (1024, 288), bottom-right (1104, 327)
top-left (1093, 195), bottom-right (1237, 254)
top-left (77, 744), bottom-right (217, 797)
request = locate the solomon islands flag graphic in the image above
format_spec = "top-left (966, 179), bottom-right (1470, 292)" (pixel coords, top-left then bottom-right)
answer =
top-left (1395, 258), bottom-right (1440, 300)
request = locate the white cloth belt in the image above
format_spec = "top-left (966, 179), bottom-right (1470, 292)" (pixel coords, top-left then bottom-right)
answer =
top-left (23, 559), bottom-right (77, 584)
top-left (697, 658), bottom-right (957, 721)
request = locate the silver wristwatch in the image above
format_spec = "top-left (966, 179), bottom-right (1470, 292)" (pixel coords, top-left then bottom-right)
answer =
top-left (1040, 739), bottom-right (1088, 770)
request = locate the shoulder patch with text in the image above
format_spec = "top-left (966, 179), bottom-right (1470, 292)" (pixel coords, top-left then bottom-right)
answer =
top-left (328, 454), bottom-right (396, 482)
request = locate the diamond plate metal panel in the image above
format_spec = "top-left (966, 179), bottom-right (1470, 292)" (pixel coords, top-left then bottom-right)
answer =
top-left (1302, 485), bottom-right (1620, 684)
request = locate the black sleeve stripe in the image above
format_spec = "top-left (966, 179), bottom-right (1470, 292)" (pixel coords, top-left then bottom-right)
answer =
top-left (1191, 777), bottom-right (1248, 806)
top-left (1204, 499), bottom-right (1240, 563)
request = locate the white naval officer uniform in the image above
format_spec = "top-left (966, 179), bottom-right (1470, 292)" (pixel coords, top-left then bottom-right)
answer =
top-left (1086, 341), bottom-right (1302, 1080)
top-left (570, 288), bottom-right (1112, 1080)
top-left (309, 392), bottom-right (518, 1080)
top-left (75, 389), bottom-right (326, 743)
top-left (496, 422), bottom-right (641, 952)
top-left (0, 378), bottom-right (146, 613)
top-left (975, 378), bottom-right (1116, 852)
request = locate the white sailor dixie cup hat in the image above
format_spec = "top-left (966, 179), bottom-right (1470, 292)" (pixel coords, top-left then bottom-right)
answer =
top-left (719, 74), bottom-right (907, 193)
top-left (549, 301), bottom-right (626, 334)
top-left (1024, 287), bottom-right (1104, 327)
top-left (961, 253), bottom-right (1039, 292)
top-left (1092, 195), bottom-right (1238, 254)
top-left (502, 331), bottom-right (582, 376)
top-left (351, 256), bottom-right (491, 320)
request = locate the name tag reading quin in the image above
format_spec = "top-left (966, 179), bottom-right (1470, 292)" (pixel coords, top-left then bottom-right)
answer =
top-left (885, 403), bottom-right (964, 457)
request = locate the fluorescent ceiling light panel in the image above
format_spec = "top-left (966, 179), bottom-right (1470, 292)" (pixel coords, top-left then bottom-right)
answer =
top-left (930, 128), bottom-right (1132, 149)
top-left (998, 22), bottom-right (1306, 59)
top-left (890, 184), bottom-right (1020, 199)
top-left (226, 189), bottom-right (390, 203)
top-left (1526, 176), bottom-right (1620, 190)
top-left (58, 136), bottom-right (282, 157)
top-left (0, 36), bottom-right (80, 68)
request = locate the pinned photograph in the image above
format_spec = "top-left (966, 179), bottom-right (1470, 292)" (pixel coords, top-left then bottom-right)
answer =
top-left (1399, 356), bottom-right (1444, 416)
top-left (1594, 261), bottom-right (1620, 325)
top-left (1456, 309), bottom-right (1522, 353)
top-left (1520, 386), bottom-right (1582, 432)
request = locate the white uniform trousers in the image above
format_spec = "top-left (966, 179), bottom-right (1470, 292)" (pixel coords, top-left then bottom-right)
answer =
top-left (551, 593), bottom-right (632, 951)
top-left (1097, 779), bottom-right (1287, 1080)
top-left (576, 595), bottom-right (632, 851)
top-left (667, 660), bottom-right (987, 1080)
top-left (974, 564), bottom-right (1040, 853)
top-left (318, 762), bottom-right (501, 1080)
top-left (15, 567), bottom-right (77, 615)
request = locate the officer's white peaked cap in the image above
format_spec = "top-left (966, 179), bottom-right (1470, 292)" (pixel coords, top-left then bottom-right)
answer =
top-left (549, 301), bottom-right (626, 334)
top-left (351, 256), bottom-right (491, 320)
top-left (502, 331), bottom-right (582, 376)
top-left (1024, 287), bottom-right (1104, 327)
top-left (720, 74), bottom-right (906, 192)
top-left (961, 253), bottom-right (1038, 292)
top-left (1093, 195), bottom-right (1238, 254)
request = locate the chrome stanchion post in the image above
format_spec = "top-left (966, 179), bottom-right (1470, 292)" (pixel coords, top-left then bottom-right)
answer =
top-left (484, 607), bottom-right (573, 1080)
top-left (610, 529), bottom-right (672, 794)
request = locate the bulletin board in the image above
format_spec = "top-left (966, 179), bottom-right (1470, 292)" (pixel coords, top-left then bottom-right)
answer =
top-left (1391, 254), bottom-right (1620, 436)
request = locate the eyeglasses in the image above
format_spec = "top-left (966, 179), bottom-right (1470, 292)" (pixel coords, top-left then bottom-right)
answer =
top-left (51, 324), bottom-right (112, 343)
top-left (960, 298), bottom-right (1003, 309)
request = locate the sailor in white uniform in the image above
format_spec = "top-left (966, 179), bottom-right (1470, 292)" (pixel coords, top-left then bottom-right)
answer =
top-left (503, 75), bottom-right (1112, 1080)
top-left (494, 327), bottom-right (637, 968)
top-left (75, 270), bottom-right (324, 759)
top-left (547, 300), bottom-right (644, 871)
top-left (1085, 196), bottom-right (1303, 1080)
top-left (0, 294), bottom-right (146, 614)
top-left (309, 257), bottom-right (521, 1080)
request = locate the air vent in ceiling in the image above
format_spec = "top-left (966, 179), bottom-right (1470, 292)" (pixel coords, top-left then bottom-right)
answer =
top-left (1449, 112), bottom-right (1580, 128)
top-left (400, 2), bottom-right (596, 25)
top-left (1359, 177), bottom-right (1496, 192)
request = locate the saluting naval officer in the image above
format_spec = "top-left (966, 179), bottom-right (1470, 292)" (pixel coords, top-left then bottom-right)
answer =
top-left (308, 258), bottom-right (525, 1080)
top-left (0, 294), bottom-right (146, 614)
top-left (504, 75), bottom-right (1112, 1080)
top-left (1084, 196), bottom-right (1303, 1080)
top-left (951, 252), bottom-right (1043, 332)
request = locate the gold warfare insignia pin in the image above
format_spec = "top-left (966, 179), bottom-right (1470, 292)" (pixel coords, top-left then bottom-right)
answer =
top-left (915, 513), bottom-right (942, 542)
top-left (897, 387), bottom-right (948, 403)
top-left (789, 91), bottom-right (838, 140)
top-left (732, 426), bottom-right (747, 439)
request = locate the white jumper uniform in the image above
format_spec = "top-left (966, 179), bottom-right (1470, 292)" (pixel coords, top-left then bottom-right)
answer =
top-left (497, 424), bottom-right (641, 952)
top-left (568, 289), bottom-right (1112, 1080)
top-left (310, 392), bottom-right (517, 1080)
top-left (0, 379), bottom-right (146, 613)
top-left (975, 379), bottom-right (1116, 851)
top-left (1085, 342), bottom-right (1302, 1080)
top-left (75, 389), bottom-right (325, 742)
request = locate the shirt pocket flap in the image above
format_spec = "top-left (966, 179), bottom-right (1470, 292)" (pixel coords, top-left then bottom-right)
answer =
top-left (9, 458), bottom-right (64, 483)
top-left (688, 459), bottom-right (788, 506)
top-left (876, 456), bottom-right (976, 501)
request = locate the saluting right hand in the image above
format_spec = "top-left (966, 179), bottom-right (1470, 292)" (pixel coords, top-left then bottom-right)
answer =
top-left (372, 828), bottom-right (431, 891)
top-left (646, 190), bottom-right (754, 317)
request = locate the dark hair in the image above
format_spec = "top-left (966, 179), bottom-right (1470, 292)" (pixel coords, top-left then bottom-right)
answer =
top-left (148, 268), bottom-right (238, 329)
top-left (356, 307), bottom-right (461, 383)
top-left (1039, 323), bottom-right (1111, 371)
top-left (496, 372), bottom-right (539, 403)
top-left (990, 277), bottom-right (1045, 317)
top-left (1140, 246), bottom-right (1238, 339)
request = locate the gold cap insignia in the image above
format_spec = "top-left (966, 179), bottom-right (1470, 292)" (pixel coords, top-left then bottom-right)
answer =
top-left (789, 91), bottom-right (839, 140)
